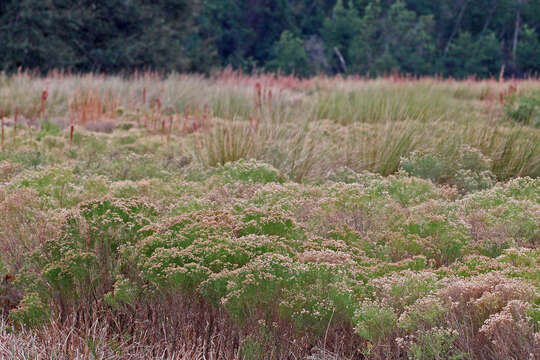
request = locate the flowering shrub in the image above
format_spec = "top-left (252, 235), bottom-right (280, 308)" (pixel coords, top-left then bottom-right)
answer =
top-left (201, 253), bottom-right (296, 321)
top-left (400, 152), bottom-right (448, 183)
top-left (479, 300), bottom-right (539, 359)
top-left (397, 327), bottom-right (464, 360)
top-left (398, 296), bottom-right (448, 332)
top-left (238, 205), bottom-right (305, 241)
top-left (401, 202), bottom-right (470, 265)
top-left (369, 270), bottom-right (440, 311)
top-left (22, 198), bottom-right (156, 315)
top-left (353, 300), bottom-right (397, 342)
top-left (279, 263), bottom-right (358, 334)
top-left (16, 166), bottom-right (80, 207)
top-left (9, 292), bottom-right (49, 328)
top-left (438, 273), bottom-right (536, 330)
top-left (455, 169), bottom-right (496, 194)
top-left (400, 146), bottom-right (496, 193)
top-left (210, 159), bottom-right (287, 184)
top-left (0, 160), bottom-right (20, 182)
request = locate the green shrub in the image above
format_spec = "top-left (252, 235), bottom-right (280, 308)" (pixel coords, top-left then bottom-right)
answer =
top-left (279, 263), bottom-right (358, 334)
top-left (398, 296), bottom-right (448, 332)
top-left (238, 206), bottom-right (305, 242)
top-left (353, 300), bottom-right (397, 342)
top-left (36, 119), bottom-right (62, 141)
top-left (17, 166), bottom-right (79, 207)
top-left (400, 146), bottom-right (495, 193)
top-left (386, 174), bottom-right (440, 206)
top-left (210, 160), bottom-right (286, 184)
top-left (369, 270), bottom-right (440, 311)
top-left (10, 292), bottom-right (50, 328)
top-left (504, 92), bottom-right (540, 127)
top-left (24, 198), bottom-right (156, 314)
top-left (240, 336), bottom-right (265, 360)
top-left (103, 275), bottom-right (138, 308)
top-left (200, 254), bottom-right (296, 321)
top-left (454, 169), bottom-right (496, 193)
top-left (400, 152), bottom-right (448, 182)
top-left (403, 328), bottom-right (464, 360)
top-left (402, 203), bottom-right (470, 265)
top-left (135, 212), bottom-right (296, 292)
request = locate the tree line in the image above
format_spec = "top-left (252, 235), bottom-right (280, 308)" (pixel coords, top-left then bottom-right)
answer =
top-left (1, 0), bottom-right (540, 78)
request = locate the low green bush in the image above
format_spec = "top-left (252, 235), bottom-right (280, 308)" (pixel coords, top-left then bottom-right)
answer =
top-left (504, 92), bottom-right (540, 127)
top-left (400, 146), bottom-right (496, 193)
top-left (18, 198), bottom-right (156, 319)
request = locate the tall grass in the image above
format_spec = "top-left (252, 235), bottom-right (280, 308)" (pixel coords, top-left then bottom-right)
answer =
top-left (310, 81), bottom-right (470, 124)
top-left (0, 70), bottom-right (539, 180)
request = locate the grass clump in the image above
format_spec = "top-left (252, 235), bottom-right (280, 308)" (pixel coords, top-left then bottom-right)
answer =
top-left (504, 91), bottom-right (540, 127)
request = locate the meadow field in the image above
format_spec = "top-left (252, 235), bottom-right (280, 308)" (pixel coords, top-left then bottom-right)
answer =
top-left (0, 71), bottom-right (539, 359)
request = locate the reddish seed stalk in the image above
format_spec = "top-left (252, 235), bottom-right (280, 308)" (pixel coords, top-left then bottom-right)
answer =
top-left (184, 107), bottom-right (190, 133)
top-left (255, 82), bottom-right (262, 111)
top-left (168, 115), bottom-right (173, 143)
top-left (70, 124), bottom-right (74, 144)
top-left (41, 89), bottom-right (48, 118)
top-left (203, 104), bottom-right (210, 127)
top-left (1, 110), bottom-right (4, 151)
top-left (14, 108), bottom-right (18, 136)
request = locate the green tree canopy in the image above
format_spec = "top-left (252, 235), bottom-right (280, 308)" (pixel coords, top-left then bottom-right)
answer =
top-left (1, 0), bottom-right (540, 78)
top-left (268, 30), bottom-right (311, 76)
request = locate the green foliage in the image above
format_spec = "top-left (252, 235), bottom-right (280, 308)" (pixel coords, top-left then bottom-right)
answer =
top-left (0, 0), bottom-right (199, 73)
top-left (10, 293), bottom-right (49, 328)
top-left (17, 166), bottom-right (78, 207)
top-left (1, 0), bottom-right (540, 77)
top-left (406, 328), bottom-right (464, 360)
top-left (26, 198), bottom-right (156, 312)
top-left (200, 254), bottom-right (296, 321)
top-left (403, 206), bottom-right (469, 265)
top-left (504, 91), bottom-right (540, 127)
top-left (353, 300), bottom-right (397, 342)
top-left (445, 32), bottom-right (503, 79)
top-left (238, 206), bottom-right (304, 241)
top-left (400, 146), bottom-right (496, 193)
top-left (239, 336), bottom-right (265, 360)
top-left (279, 264), bottom-right (357, 334)
top-left (36, 120), bottom-right (61, 141)
top-left (348, 1), bottom-right (436, 75)
top-left (400, 152), bottom-right (447, 182)
top-left (369, 271), bottom-right (440, 311)
top-left (210, 160), bottom-right (286, 184)
top-left (322, 0), bottom-right (362, 71)
top-left (398, 296), bottom-right (448, 332)
top-left (517, 25), bottom-right (540, 74)
top-left (103, 275), bottom-right (138, 308)
top-left (268, 31), bottom-right (311, 77)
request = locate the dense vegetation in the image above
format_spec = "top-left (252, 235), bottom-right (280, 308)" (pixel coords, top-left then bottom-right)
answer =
top-left (0, 72), bottom-right (539, 359)
top-left (2, 0), bottom-right (540, 77)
